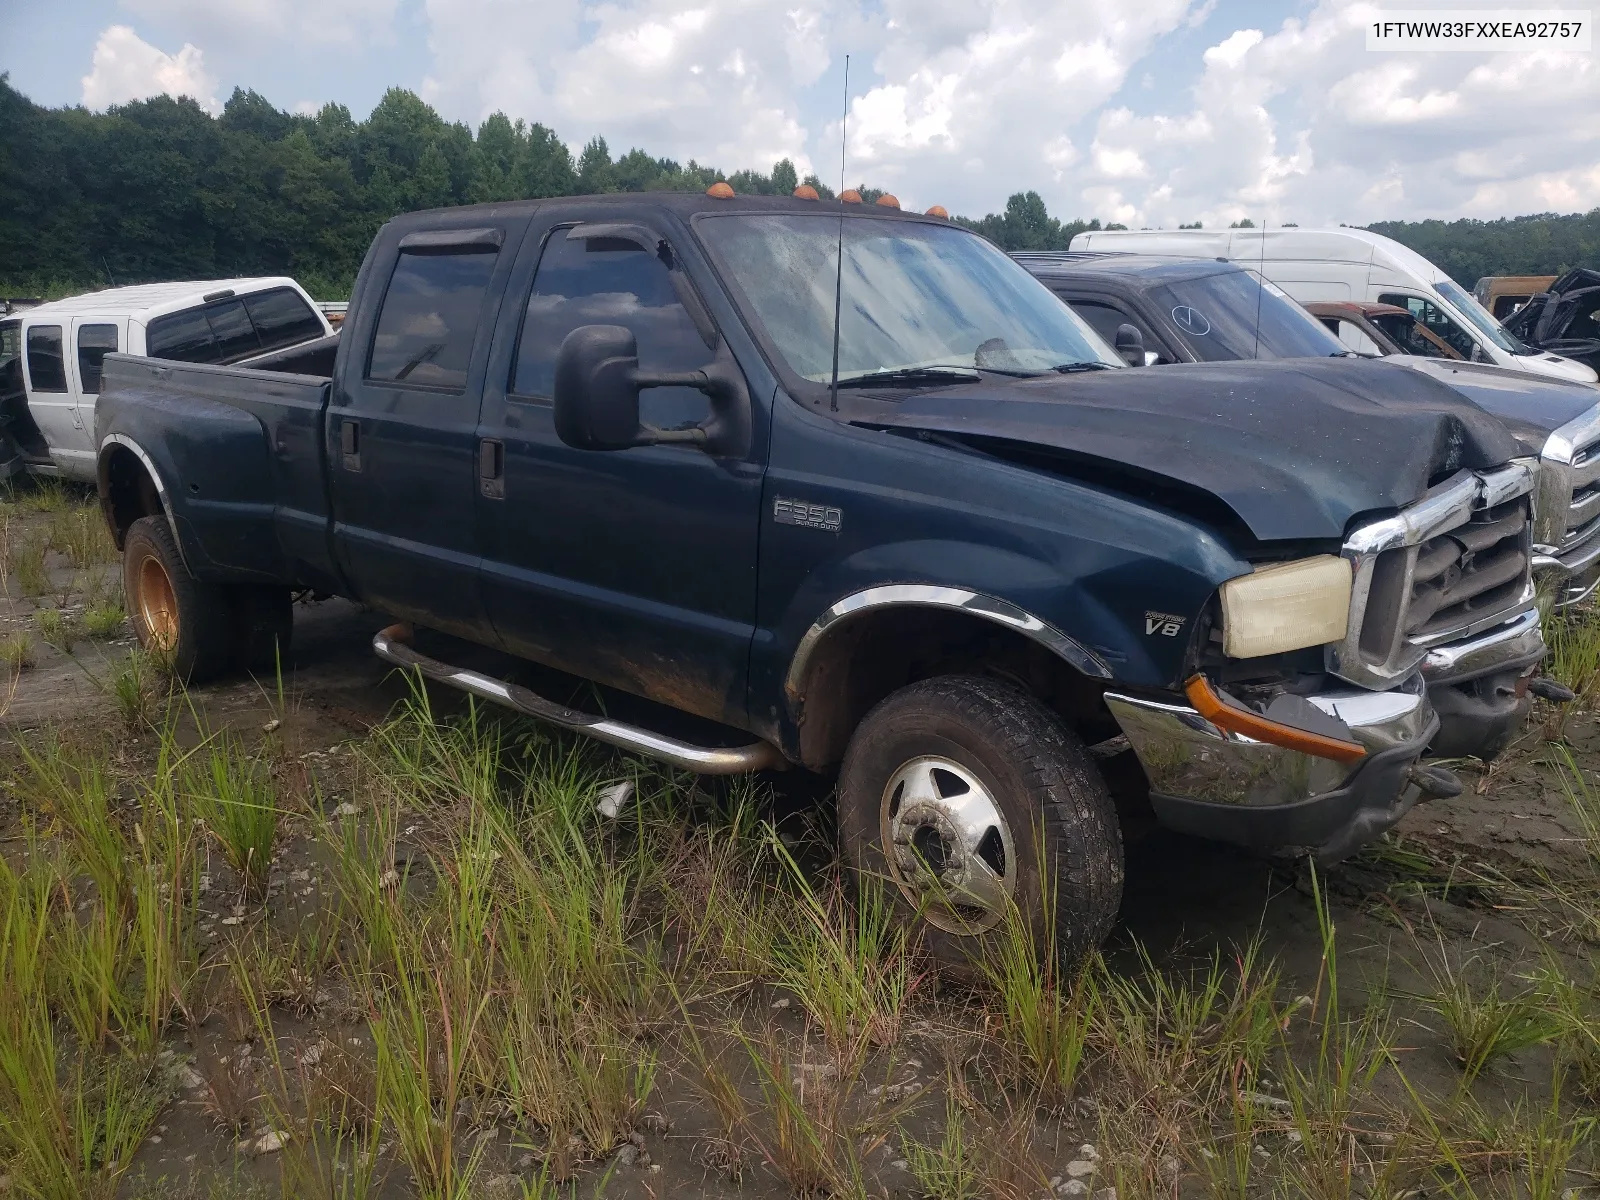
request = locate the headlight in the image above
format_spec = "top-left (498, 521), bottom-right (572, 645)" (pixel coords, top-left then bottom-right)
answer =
top-left (1220, 555), bottom-right (1352, 659)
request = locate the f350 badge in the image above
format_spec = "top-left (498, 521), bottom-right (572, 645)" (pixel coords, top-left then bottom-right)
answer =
top-left (1145, 610), bottom-right (1186, 637)
top-left (773, 497), bottom-right (843, 533)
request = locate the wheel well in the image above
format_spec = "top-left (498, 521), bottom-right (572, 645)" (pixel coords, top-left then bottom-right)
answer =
top-left (789, 607), bottom-right (1119, 770)
top-left (98, 444), bottom-right (164, 550)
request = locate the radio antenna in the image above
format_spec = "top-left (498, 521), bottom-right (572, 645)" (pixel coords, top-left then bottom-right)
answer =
top-left (1251, 216), bottom-right (1266, 359)
top-left (829, 54), bottom-right (849, 412)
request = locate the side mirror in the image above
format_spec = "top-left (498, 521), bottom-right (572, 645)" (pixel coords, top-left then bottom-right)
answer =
top-left (552, 324), bottom-right (752, 457)
top-left (1114, 323), bottom-right (1146, 367)
top-left (552, 325), bottom-right (646, 450)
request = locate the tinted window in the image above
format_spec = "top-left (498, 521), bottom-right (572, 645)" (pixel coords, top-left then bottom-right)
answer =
top-left (26, 325), bottom-right (67, 392)
top-left (148, 307), bottom-right (222, 363)
top-left (243, 288), bottom-right (324, 352)
top-left (76, 324), bottom-right (118, 393)
top-left (1378, 293), bottom-right (1476, 359)
top-left (1150, 270), bottom-right (1348, 362)
top-left (207, 298), bottom-right (262, 362)
top-left (1064, 298), bottom-right (1167, 363)
top-left (512, 230), bottom-right (714, 426)
top-left (367, 249), bottom-right (498, 390)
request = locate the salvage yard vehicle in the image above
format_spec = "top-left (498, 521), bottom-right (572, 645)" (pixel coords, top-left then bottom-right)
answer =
top-left (1020, 252), bottom-right (1600, 615)
top-left (95, 191), bottom-right (1557, 964)
top-left (1504, 269), bottom-right (1600, 377)
top-left (0, 278), bottom-right (330, 481)
top-left (1069, 226), bottom-right (1598, 385)
top-left (1475, 275), bottom-right (1556, 321)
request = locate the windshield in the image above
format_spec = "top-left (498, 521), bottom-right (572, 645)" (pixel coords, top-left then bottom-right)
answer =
top-left (696, 214), bottom-right (1120, 383)
top-left (1148, 269), bottom-right (1348, 362)
top-left (1436, 278), bottom-right (1523, 354)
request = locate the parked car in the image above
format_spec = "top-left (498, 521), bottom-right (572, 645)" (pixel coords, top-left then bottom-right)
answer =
top-left (1475, 275), bottom-right (1556, 321)
top-left (0, 278), bottom-right (330, 482)
top-left (1068, 226), bottom-right (1597, 385)
top-left (1503, 269), bottom-right (1600, 377)
top-left (1307, 300), bottom-right (1468, 360)
top-left (98, 191), bottom-right (1555, 964)
top-left (1019, 251), bottom-right (1600, 620)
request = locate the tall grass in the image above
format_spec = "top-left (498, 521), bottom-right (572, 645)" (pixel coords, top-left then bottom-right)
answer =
top-left (184, 735), bottom-right (280, 902)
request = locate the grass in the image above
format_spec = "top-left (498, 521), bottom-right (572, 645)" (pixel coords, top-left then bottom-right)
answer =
top-left (184, 735), bottom-right (281, 903)
top-left (36, 606), bottom-right (74, 651)
top-left (14, 529), bottom-right (51, 596)
top-left (82, 602), bottom-right (126, 640)
top-left (3, 670), bottom-right (1600, 1196)
top-left (1, 631), bottom-right (36, 671)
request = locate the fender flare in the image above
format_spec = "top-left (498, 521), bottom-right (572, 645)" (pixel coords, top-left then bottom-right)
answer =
top-left (782, 583), bottom-right (1112, 715)
top-left (98, 432), bottom-right (188, 569)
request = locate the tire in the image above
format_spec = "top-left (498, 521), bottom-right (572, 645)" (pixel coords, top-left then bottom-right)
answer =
top-left (122, 515), bottom-right (235, 683)
top-left (233, 585), bottom-right (294, 675)
top-left (837, 674), bottom-right (1123, 970)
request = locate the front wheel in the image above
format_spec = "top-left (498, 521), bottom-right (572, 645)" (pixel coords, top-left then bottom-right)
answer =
top-left (837, 674), bottom-right (1123, 969)
top-left (123, 515), bottom-right (235, 683)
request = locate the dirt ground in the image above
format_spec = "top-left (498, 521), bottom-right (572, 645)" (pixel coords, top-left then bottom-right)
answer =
top-left (4, 484), bottom-right (1600, 1199)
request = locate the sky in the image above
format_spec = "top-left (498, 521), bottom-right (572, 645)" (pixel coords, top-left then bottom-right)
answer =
top-left (2, 0), bottom-right (1597, 227)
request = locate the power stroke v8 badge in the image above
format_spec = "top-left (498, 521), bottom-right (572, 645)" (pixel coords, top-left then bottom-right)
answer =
top-left (1145, 610), bottom-right (1186, 637)
top-left (773, 497), bottom-right (843, 533)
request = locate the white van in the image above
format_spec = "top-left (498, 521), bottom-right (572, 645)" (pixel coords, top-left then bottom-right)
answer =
top-left (1068, 227), bottom-right (1598, 385)
top-left (0, 278), bottom-right (331, 482)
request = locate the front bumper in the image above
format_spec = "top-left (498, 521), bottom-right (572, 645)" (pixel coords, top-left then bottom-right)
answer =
top-left (1420, 606), bottom-right (1545, 759)
top-left (1104, 675), bottom-right (1437, 863)
top-left (1534, 534), bottom-right (1600, 609)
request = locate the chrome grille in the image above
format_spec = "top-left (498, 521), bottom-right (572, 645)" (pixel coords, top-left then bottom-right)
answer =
top-left (1330, 462), bottom-right (1536, 690)
top-left (1535, 408), bottom-right (1600, 598)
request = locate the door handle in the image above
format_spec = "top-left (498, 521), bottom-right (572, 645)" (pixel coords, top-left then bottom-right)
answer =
top-left (340, 419), bottom-right (360, 472)
top-left (479, 437), bottom-right (504, 499)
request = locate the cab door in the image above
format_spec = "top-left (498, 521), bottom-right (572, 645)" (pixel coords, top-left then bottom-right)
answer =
top-left (473, 215), bottom-right (767, 726)
top-left (70, 318), bottom-right (123, 466)
top-left (22, 322), bottom-right (84, 471)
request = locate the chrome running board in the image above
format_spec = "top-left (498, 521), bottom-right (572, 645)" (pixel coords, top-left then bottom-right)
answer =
top-left (372, 624), bottom-right (785, 775)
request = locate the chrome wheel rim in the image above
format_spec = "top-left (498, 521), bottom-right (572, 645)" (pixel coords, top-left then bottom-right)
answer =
top-left (879, 755), bottom-right (1015, 934)
top-left (136, 555), bottom-right (178, 651)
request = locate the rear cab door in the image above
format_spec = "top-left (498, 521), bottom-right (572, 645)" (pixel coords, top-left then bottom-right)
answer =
top-left (70, 316), bottom-right (126, 464)
top-left (326, 213), bottom-right (528, 637)
top-left (21, 318), bottom-right (91, 472)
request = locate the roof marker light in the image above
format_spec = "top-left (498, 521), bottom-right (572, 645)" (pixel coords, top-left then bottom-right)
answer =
top-left (924, 205), bottom-right (949, 218)
top-left (706, 181), bottom-right (735, 199)
top-left (840, 189), bottom-right (863, 204)
top-left (793, 184), bottom-right (821, 200)
top-left (875, 194), bottom-right (900, 209)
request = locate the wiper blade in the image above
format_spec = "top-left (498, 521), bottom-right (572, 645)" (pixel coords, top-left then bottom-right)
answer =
top-left (834, 366), bottom-right (981, 388)
top-left (1050, 361), bottom-right (1115, 373)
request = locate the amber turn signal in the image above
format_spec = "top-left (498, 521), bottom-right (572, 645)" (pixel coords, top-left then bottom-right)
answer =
top-left (793, 184), bottom-right (820, 200)
top-left (1183, 675), bottom-right (1367, 764)
top-left (840, 189), bottom-right (863, 203)
top-left (925, 205), bottom-right (949, 218)
top-left (706, 181), bottom-right (735, 199)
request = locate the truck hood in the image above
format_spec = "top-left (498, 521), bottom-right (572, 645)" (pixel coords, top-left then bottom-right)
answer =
top-left (1374, 357), bottom-right (1598, 453)
top-left (858, 358), bottom-right (1520, 543)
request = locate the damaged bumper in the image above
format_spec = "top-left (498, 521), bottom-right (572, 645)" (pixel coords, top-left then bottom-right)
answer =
top-left (1420, 606), bottom-right (1545, 759)
top-left (1104, 674), bottom-right (1443, 863)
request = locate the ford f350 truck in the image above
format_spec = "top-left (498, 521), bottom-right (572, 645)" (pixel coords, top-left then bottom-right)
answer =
top-left (95, 192), bottom-right (1549, 965)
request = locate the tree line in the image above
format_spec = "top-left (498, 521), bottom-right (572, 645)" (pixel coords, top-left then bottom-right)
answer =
top-left (1, 75), bottom-right (1595, 301)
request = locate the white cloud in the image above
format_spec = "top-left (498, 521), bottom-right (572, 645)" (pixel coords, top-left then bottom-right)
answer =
top-left (81, 25), bottom-right (219, 113)
top-left (121, 0), bottom-right (400, 47)
top-left (1069, 0), bottom-right (1600, 228)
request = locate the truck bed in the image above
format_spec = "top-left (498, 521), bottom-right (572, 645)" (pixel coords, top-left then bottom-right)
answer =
top-left (97, 353), bottom-right (340, 591)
